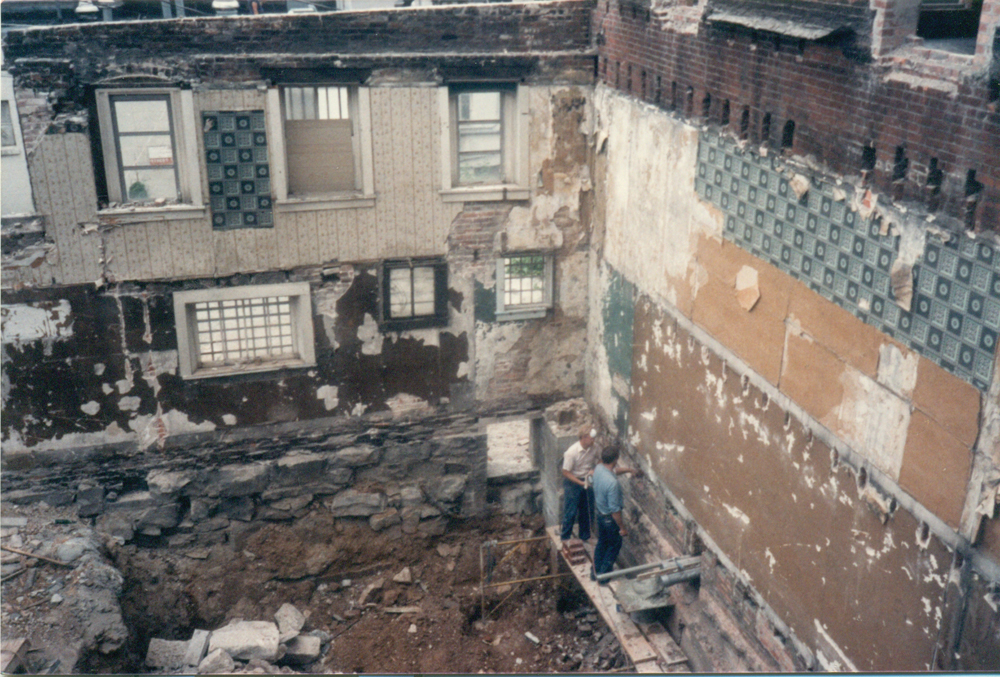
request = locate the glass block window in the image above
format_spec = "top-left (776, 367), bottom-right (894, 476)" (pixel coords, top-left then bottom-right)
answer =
top-left (204, 110), bottom-right (273, 230)
top-left (496, 254), bottom-right (554, 320)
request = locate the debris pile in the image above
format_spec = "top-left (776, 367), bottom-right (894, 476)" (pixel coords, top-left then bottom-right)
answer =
top-left (1, 503), bottom-right (128, 673)
top-left (143, 603), bottom-right (327, 674)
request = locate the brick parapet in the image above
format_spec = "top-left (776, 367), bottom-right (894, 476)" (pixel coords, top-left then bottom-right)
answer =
top-left (594, 0), bottom-right (1000, 232)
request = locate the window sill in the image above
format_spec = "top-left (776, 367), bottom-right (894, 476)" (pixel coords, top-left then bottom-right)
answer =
top-left (98, 204), bottom-right (207, 224)
top-left (2, 147), bottom-right (22, 156)
top-left (182, 358), bottom-right (315, 381)
top-left (440, 185), bottom-right (530, 203)
top-left (275, 193), bottom-right (376, 213)
top-left (496, 307), bottom-right (550, 322)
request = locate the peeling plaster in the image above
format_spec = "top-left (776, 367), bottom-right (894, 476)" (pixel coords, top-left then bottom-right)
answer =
top-left (1, 301), bottom-right (73, 351)
top-left (358, 313), bottom-right (383, 356)
top-left (316, 385), bottom-right (340, 411)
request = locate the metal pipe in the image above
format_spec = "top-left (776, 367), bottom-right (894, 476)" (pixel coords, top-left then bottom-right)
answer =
top-left (596, 555), bottom-right (701, 582)
top-left (493, 536), bottom-right (550, 547)
top-left (658, 567), bottom-right (701, 587)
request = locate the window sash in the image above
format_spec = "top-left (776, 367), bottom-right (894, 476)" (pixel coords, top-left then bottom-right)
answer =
top-left (109, 94), bottom-right (181, 203)
top-left (454, 89), bottom-right (505, 186)
top-left (381, 260), bottom-right (448, 330)
top-left (496, 253), bottom-right (553, 319)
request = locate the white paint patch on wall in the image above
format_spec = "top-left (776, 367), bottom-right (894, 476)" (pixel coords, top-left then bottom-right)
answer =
top-left (80, 400), bottom-right (100, 415)
top-left (117, 396), bottom-right (141, 412)
top-left (813, 619), bottom-right (858, 672)
top-left (825, 368), bottom-right (911, 480)
top-left (597, 86), bottom-right (719, 307)
top-left (876, 342), bottom-right (919, 399)
top-left (222, 414), bottom-right (237, 425)
top-left (386, 392), bottom-right (431, 417)
top-left (722, 502), bottom-right (751, 526)
top-left (1, 301), bottom-right (73, 349)
top-left (316, 385), bottom-right (340, 411)
top-left (358, 313), bottom-right (384, 356)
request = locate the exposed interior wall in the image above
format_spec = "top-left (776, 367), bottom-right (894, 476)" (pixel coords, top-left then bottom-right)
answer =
top-left (586, 83), bottom-right (1000, 670)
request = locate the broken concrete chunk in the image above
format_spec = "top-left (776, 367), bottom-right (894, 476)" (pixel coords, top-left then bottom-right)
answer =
top-left (854, 188), bottom-right (878, 220)
top-left (208, 620), bottom-right (280, 661)
top-left (735, 265), bottom-right (761, 312)
top-left (145, 638), bottom-right (189, 669)
top-left (393, 567), bottom-right (413, 584)
top-left (282, 635), bottom-right (322, 665)
top-left (385, 606), bottom-right (423, 614)
top-left (789, 174), bottom-right (810, 200)
top-left (184, 629), bottom-right (211, 667)
top-left (198, 648), bottom-right (235, 675)
top-left (890, 259), bottom-right (914, 312)
top-left (525, 631), bottom-right (541, 645)
top-left (274, 603), bottom-right (306, 642)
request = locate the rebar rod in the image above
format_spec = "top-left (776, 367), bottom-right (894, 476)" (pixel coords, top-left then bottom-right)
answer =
top-left (481, 572), bottom-right (573, 589)
top-left (595, 555), bottom-right (700, 582)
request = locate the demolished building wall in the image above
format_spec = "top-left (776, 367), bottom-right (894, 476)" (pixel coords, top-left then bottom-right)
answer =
top-left (1, 2), bottom-right (596, 461)
top-left (586, 0), bottom-right (1000, 671)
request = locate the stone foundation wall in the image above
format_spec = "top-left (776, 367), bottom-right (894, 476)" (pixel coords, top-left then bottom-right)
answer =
top-left (2, 412), bottom-right (487, 549)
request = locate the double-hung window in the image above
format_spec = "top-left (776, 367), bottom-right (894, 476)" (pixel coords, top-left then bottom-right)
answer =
top-left (96, 88), bottom-right (202, 212)
top-left (496, 253), bottom-right (554, 321)
top-left (380, 259), bottom-right (449, 331)
top-left (266, 84), bottom-right (375, 209)
top-left (439, 84), bottom-right (529, 202)
top-left (174, 282), bottom-right (316, 379)
top-left (284, 86), bottom-right (355, 194)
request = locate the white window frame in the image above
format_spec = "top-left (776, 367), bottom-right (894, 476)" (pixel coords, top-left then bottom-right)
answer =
top-left (438, 84), bottom-right (530, 203)
top-left (495, 252), bottom-right (554, 321)
top-left (266, 85), bottom-right (375, 212)
top-left (174, 282), bottom-right (316, 380)
top-left (1, 98), bottom-right (21, 155)
top-left (96, 88), bottom-right (204, 220)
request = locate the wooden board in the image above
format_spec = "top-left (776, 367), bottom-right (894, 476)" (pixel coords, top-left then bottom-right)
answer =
top-left (1, 638), bottom-right (28, 674)
top-left (547, 525), bottom-right (679, 671)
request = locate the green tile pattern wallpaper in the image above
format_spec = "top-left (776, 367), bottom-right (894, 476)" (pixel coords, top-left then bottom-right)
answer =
top-left (695, 133), bottom-right (999, 392)
top-left (203, 110), bottom-right (273, 230)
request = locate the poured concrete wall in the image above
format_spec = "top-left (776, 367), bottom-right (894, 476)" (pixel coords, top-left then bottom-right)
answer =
top-left (587, 84), bottom-right (1000, 670)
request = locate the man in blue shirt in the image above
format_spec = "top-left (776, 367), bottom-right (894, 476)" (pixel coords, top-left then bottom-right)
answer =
top-left (591, 443), bottom-right (640, 583)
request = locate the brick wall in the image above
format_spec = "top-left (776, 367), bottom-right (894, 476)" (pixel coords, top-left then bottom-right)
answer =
top-left (594, 0), bottom-right (999, 232)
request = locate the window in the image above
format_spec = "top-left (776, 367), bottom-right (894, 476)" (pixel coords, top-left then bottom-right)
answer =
top-left (174, 282), bottom-right (316, 379)
top-left (439, 84), bottom-right (529, 202)
top-left (496, 253), bottom-right (554, 320)
top-left (284, 86), bottom-right (354, 195)
top-left (96, 88), bottom-right (202, 211)
top-left (1, 101), bottom-right (15, 148)
top-left (380, 259), bottom-right (449, 331)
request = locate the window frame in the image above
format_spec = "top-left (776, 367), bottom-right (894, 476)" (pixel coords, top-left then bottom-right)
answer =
top-left (95, 88), bottom-right (203, 212)
top-left (1, 99), bottom-right (20, 154)
top-left (438, 83), bottom-right (530, 203)
top-left (266, 84), bottom-right (375, 212)
top-left (379, 258), bottom-right (450, 331)
top-left (495, 252), bottom-right (554, 321)
top-left (173, 282), bottom-right (316, 380)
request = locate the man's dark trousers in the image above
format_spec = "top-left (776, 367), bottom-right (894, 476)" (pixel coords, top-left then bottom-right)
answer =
top-left (561, 478), bottom-right (593, 541)
top-left (594, 513), bottom-right (622, 576)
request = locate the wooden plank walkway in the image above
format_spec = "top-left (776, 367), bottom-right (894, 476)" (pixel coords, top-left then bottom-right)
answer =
top-left (1, 638), bottom-right (29, 674)
top-left (546, 526), bottom-right (690, 672)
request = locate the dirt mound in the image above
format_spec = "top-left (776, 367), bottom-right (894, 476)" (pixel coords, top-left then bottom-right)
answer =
top-left (110, 509), bottom-right (626, 673)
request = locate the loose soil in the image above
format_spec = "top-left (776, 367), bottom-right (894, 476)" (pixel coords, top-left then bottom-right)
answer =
top-left (106, 510), bottom-right (627, 673)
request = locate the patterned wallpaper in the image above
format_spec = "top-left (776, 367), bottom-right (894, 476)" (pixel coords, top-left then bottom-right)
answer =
top-left (203, 110), bottom-right (273, 230)
top-left (695, 132), bottom-right (999, 392)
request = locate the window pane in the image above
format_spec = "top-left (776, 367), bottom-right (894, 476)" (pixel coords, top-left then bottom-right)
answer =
top-left (412, 266), bottom-right (436, 316)
top-left (193, 295), bottom-right (299, 367)
top-left (389, 267), bottom-right (414, 318)
top-left (1, 101), bottom-right (15, 147)
top-left (122, 168), bottom-right (179, 201)
top-left (117, 134), bottom-right (174, 168)
top-left (458, 152), bottom-right (502, 185)
top-left (458, 121), bottom-right (502, 152)
top-left (504, 255), bottom-right (546, 308)
top-left (458, 92), bottom-right (500, 122)
top-left (113, 98), bottom-right (171, 133)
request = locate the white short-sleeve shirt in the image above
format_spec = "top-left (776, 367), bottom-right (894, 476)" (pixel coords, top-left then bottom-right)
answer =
top-left (562, 440), bottom-right (598, 480)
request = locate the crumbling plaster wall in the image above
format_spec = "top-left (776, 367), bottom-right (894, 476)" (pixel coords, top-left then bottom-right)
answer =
top-left (586, 85), bottom-right (1000, 670)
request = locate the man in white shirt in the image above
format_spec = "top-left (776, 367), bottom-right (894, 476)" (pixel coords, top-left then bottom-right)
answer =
top-left (560, 426), bottom-right (598, 542)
